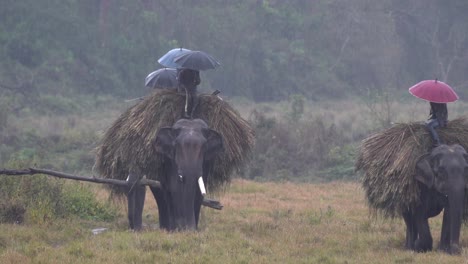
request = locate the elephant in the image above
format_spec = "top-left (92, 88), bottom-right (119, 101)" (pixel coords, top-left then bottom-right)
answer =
top-left (402, 144), bottom-right (468, 254)
top-left (126, 118), bottom-right (223, 231)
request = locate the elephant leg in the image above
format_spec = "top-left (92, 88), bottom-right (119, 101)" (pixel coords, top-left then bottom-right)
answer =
top-left (439, 208), bottom-right (451, 252)
top-left (414, 216), bottom-right (433, 252)
top-left (150, 186), bottom-right (173, 230)
top-left (127, 183), bottom-right (146, 230)
top-left (402, 210), bottom-right (417, 250)
top-left (127, 191), bottom-right (136, 229)
top-left (133, 185), bottom-right (146, 229)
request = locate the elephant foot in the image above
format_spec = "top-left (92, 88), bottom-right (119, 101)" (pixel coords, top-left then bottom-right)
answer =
top-left (404, 235), bottom-right (416, 250)
top-left (414, 239), bottom-right (432, 253)
top-left (129, 225), bottom-right (142, 231)
top-left (132, 227), bottom-right (143, 232)
top-left (449, 245), bottom-right (461, 255)
top-left (404, 243), bottom-right (414, 251)
top-left (129, 223), bottom-right (148, 232)
top-left (439, 244), bottom-right (461, 255)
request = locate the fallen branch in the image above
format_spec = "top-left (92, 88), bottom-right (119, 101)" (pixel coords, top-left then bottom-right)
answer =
top-left (0, 168), bottom-right (222, 210)
top-left (0, 168), bottom-right (161, 187)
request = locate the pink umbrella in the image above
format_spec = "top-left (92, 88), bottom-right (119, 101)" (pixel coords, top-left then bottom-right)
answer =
top-left (408, 79), bottom-right (459, 103)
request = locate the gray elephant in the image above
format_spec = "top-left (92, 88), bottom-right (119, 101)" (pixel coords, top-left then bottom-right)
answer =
top-left (126, 118), bottom-right (223, 231)
top-left (403, 144), bottom-right (468, 254)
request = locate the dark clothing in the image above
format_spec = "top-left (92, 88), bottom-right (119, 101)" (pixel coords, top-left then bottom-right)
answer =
top-left (177, 68), bottom-right (201, 118)
top-left (425, 102), bottom-right (448, 146)
top-left (178, 69), bottom-right (200, 88)
top-left (428, 102), bottom-right (448, 127)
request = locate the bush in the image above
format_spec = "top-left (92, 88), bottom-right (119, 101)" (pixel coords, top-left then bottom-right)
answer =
top-left (0, 172), bottom-right (64, 224)
top-left (0, 199), bottom-right (25, 224)
top-left (244, 108), bottom-right (353, 182)
top-left (318, 144), bottom-right (357, 180)
top-left (242, 94), bottom-right (361, 182)
top-left (0, 100), bottom-right (9, 134)
top-left (62, 184), bottom-right (117, 222)
top-left (0, 158), bottom-right (117, 224)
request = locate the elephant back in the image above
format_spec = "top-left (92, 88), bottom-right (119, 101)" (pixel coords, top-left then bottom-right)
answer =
top-left (94, 89), bottom-right (255, 194)
top-left (355, 117), bottom-right (468, 218)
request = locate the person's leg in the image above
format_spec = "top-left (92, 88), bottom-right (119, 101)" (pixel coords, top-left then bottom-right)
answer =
top-left (425, 119), bottom-right (441, 146)
top-left (186, 86), bottom-right (198, 118)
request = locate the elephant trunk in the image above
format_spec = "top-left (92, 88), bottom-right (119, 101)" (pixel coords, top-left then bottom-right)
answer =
top-left (175, 214), bottom-right (196, 230)
top-left (173, 189), bottom-right (197, 230)
top-left (173, 169), bottom-right (201, 231)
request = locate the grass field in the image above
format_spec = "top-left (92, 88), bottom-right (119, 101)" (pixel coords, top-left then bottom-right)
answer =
top-left (0, 179), bottom-right (467, 264)
top-left (1, 97), bottom-right (468, 263)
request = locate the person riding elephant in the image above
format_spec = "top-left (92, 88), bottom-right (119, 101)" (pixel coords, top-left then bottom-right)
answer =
top-left (425, 102), bottom-right (448, 147)
top-left (177, 68), bottom-right (201, 118)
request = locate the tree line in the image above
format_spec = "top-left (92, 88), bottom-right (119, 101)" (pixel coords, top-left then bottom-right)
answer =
top-left (1, 0), bottom-right (467, 102)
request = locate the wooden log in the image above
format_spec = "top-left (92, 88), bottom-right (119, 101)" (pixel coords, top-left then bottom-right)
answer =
top-left (0, 168), bottom-right (222, 210)
top-left (0, 168), bottom-right (161, 187)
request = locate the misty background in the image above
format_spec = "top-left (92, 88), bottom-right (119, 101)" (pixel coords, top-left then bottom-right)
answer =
top-left (1, 0), bottom-right (468, 181)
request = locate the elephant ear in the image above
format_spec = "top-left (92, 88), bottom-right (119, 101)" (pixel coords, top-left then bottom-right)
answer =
top-left (202, 128), bottom-right (223, 161)
top-left (155, 127), bottom-right (180, 159)
top-left (415, 153), bottom-right (435, 188)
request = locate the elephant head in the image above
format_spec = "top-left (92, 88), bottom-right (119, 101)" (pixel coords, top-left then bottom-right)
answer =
top-left (415, 144), bottom-right (468, 253)
top-left (155, 118), bottom-right (223, 230)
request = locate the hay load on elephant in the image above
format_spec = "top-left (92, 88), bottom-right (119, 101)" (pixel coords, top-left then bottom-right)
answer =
top-left (94, 89), bottom-right (255, 192)
top-left (355, 117), bottom-right (468, 218)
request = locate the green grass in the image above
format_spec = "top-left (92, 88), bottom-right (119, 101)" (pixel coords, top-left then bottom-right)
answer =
top-left (1, 180), bottom-right (467, 264)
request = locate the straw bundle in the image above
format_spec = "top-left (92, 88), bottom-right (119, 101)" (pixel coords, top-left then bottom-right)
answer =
top-left (94, 89), bottom-right (255, 192)
top-left (355, 117), bottom-right (468, 218)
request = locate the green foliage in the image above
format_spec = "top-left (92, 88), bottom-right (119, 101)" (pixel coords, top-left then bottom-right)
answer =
top-left (245, 109), bottom-right (352, 182)
top-left (0, 100), bottom-right (9, 133)
top-left (0, 158), bottom-right (117, 224)
top-left (3, 0), bottom-right (467, 103)
top-left (61, 184), bottom-right (116, 221)
top-left (288, 94), bottom-right (305, 123)
top-left (0, 168), bottom-right (65, 224)
top-left (318, 144), bottom-right (357, 180)
top-left (0, 110), bottom-right (101, 172)
top-left (38, 95), bottom-right (81, 115)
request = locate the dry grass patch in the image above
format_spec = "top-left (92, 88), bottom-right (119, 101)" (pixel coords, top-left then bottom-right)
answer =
top-left (1, 180), bottom-right (468, 263)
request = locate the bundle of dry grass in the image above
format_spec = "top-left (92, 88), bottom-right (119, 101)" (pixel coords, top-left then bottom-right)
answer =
top-left (94, 89), bottom-right (255, 192)
top-left (355, 117), bottom-right (468, 218)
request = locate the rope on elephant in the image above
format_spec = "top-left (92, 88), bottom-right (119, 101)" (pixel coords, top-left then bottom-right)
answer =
top-left (355, 117), bottom-right (468, 219)
top-left (94, 89), bottom-right (255, 193)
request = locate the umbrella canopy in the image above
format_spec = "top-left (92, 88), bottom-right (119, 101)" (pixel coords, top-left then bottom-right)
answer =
top-left (173, 50), bottom-right (221, 71)
top-left (409, 79), bottom-right (459, 103)
top-left (145, 68), bottom-right (178, 89)
top-left (158, 48), bottom-right (191, 68)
